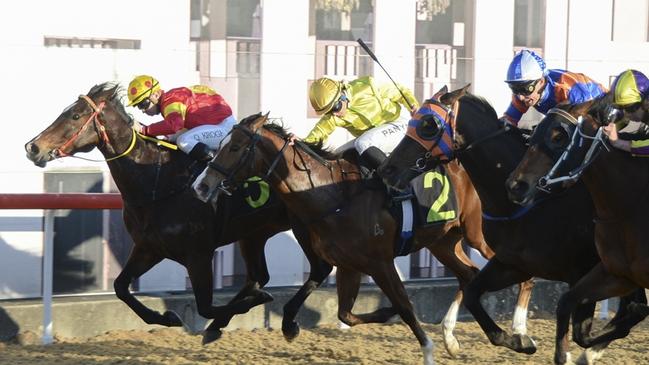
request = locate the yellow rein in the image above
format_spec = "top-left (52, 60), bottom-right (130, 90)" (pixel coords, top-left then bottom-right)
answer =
top-left (105, 129), bottom-right (179, 161)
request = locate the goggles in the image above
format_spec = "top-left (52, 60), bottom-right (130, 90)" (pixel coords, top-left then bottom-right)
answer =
top-left (136, 98), bottom-right (151, 111)
top-left (329, 94), bottom-right (348, 114)
top-left (509, 79), bottom-right (540, 96)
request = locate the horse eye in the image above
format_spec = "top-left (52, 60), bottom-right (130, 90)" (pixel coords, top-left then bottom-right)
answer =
top-left (229, 145), bottom-right (240, 152)
top-left (72, 114), bottom-right (80, 120)
top-left (550, 128), bottom-right (565, 143)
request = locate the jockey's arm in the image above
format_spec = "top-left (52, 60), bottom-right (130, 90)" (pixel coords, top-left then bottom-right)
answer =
top-left (303, 115), bottom-right (338, 144)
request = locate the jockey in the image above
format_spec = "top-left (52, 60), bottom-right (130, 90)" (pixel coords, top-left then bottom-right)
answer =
top-left (502, 50), bottom-right (607, 127)
top-left (126, 75), bottom-right (236, 161)
top-left (602, 69), bottom-right (649, 155)
top-left (305, 76), bottom-right (419, 170)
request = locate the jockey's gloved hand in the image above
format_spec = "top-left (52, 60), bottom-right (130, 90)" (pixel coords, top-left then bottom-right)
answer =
top-left (132, 120), bottom-right (147, 134)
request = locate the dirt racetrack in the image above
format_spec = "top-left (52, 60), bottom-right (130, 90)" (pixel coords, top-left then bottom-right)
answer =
top-left (0, 318), bottom-right (647, 364)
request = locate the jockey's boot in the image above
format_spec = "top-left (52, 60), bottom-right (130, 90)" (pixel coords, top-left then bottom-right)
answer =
top-left (360, 146), bottom-right (387, 177)
top-left (188, 142), bottom-right (216, 161)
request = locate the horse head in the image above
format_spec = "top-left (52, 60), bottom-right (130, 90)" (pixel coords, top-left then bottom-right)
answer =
top-left (25, 83), bottom-right (134, 167)
top-left (193, 112), bottom-right (273, 204)
top-left (378, 84), bottom-right (470, 191)
top-left (506, 94), bottom-right (615, 205)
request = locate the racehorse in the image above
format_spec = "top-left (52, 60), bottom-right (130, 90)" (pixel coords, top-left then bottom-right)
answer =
top-left (506, 95), bottom-right (649, 364)
top-left (24, 83), bottom-right (333, 344)
top-left (378, 85), bottom-right (646, 364)
top-left (190, 112), bottom-right (530, 365)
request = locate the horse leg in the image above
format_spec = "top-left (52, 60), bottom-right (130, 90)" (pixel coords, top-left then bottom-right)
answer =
top-left (202, 237), bottom-right (275, 344)
top-left (462, 258), bottom-right (536, 354)
top-left (113, 246), bottom-right (182, 326)
top-left (428, 236), bottom-right (479, 358)
top-left (553, 263), bottom-right (638, 365)
top-left (282, 218), bottom-right (333, 341)
top-left (336, 266), bottom-right (398, 326)
top-left (572, 287), bottom-right (646, 365)
top-left (512, 278), bottom-right (535, 336)
top-left (370, 263), bottom-right (435, 365)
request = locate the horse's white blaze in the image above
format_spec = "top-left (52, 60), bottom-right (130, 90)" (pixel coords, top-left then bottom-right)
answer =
top-left (191, 168), bottom-right (210, 201)
top-left (421, 338), bottom-right (435, 365)
top-left (512, 304), bottom-right (528, 335)
top-left (442, 292), bottom-right (461, 356)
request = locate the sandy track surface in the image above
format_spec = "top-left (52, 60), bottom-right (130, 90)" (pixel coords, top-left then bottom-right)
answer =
top-left (1, 318), bottom-right (647, 364)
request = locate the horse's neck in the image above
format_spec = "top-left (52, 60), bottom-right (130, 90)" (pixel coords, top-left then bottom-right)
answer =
top-left (584, 150), bottom-right (649, 219)
top-left (264, 135), bottom-right (361, 220)
top-left (100, 127), bottom-right (190, 204)
top-left (458, 144), bottom-right (524, 217)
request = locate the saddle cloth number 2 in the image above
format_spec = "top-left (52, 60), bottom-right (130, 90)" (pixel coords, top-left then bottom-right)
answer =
top-left (424, 171), bottom-right (456, 223)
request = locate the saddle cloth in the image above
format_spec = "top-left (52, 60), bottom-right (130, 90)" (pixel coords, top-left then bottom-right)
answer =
top-left (390, 164), bottom-right (459, 256)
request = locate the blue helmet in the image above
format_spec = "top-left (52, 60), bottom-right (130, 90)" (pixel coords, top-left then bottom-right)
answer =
top-left (505, 50), bottom-right (547, 83)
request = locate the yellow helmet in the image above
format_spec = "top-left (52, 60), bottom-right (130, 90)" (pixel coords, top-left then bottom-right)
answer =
top-left (126, 75), bottom-right (160, 106)
top-left (309, 77), bottom-right (342, 115)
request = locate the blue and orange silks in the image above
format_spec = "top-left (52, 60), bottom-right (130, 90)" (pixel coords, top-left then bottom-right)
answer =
top-left (504, 69), bottom-right (607, 126)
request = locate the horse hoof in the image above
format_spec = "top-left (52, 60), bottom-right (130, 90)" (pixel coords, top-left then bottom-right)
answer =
top-left (512, 333), bottom-right (537, 354)
top-left (575, 347), bottom-right (605, 365)
top-left (443, 335), bottom-right (460, 358)
top-left (162, 310), bottom-right (184, 327)
top-left (202, 329), bottom-right (223, 345)
top-left (258, 291), bottom-right (274, 305)
top-left (282, 322), bottom-right (300, 342)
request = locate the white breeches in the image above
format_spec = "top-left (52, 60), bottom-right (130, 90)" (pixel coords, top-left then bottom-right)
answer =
top-left (175, 115), bottom-right (236, 154)
top-left (353, 107), bottom-right (411, 155)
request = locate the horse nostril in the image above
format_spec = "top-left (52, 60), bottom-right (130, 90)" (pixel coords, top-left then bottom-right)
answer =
top-left (198, 183), bottom-right (210, 195)
top-left (26, 142), bottom-right (39, 155)
top-left (509, 179), bottom-right (529, 195)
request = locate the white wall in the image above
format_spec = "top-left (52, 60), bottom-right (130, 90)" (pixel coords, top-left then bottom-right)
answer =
top-left (472, 0), bottom-right (516, 113)
top-left (258, 0), bottom-right (312, 285)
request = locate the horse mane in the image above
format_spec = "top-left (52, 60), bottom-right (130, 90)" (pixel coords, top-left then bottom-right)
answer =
top-left (87, 82), bottom-right (135, 127)
top-left (239, 113), bottom-right (341, 160)
top-left (558, 92), bottom-right (615, 124)
top-left (461, 93), bottom-right (499, 120)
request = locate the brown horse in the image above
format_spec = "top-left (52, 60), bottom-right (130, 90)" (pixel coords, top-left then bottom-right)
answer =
top-left (24, 83), bottom-right (333, 344)
top-left (378, 86), bottom-right (646, 364)
top-left (190, 112), bottom-right (531, 364)
top-left (507, 96), bottom-right (649, 364)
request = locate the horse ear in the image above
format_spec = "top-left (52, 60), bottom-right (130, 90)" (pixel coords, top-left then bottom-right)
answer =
top-left (432, 85), bottom-right (449, 100)
top-left (440, 83), bottom-right (471, 105)
top-left (252, 112), bottom-right (270, 130)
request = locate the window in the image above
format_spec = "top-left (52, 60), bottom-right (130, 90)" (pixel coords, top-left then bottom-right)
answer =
top-left (513, 0), bottom-right (545, 48)
top-left (313, 0), bottom-right (373, 41)
top-left (44, 37), bottom-right (140, 49)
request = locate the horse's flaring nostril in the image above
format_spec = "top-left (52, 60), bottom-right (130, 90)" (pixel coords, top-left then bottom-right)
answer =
top-left (198, 183), bottom-right (210, 195)
top-left (26, 142), bottom-right (39, 155)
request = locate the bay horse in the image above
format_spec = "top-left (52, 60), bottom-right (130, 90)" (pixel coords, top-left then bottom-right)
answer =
top-left (378, 85), bottom-right (646, 364)
top-left (191, 112), bottom-right (527, 365)
top-left (507, 95), bottom-right (649, 364)
top-left (24, 83), bottom-right (333, 344)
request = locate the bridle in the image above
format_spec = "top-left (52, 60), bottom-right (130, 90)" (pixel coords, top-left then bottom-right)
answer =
top-left (206, 124), bottom-right (290, 196)
top-left (536, 108), bottom-right (608, 189)
top-left (409, 98), bottom-right (515, 172)
top-left (52, 94), bottom-right (137, 162)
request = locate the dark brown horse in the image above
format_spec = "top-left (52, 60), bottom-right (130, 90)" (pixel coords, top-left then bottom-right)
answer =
top-left (378, 86), bottom-right (646, 364)
top-left (507, 96), bottom-right (649, 364)
top-left (24, 83), bottom-right (333, 344)
top-left (190, 112), bottom-right (529, 364)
